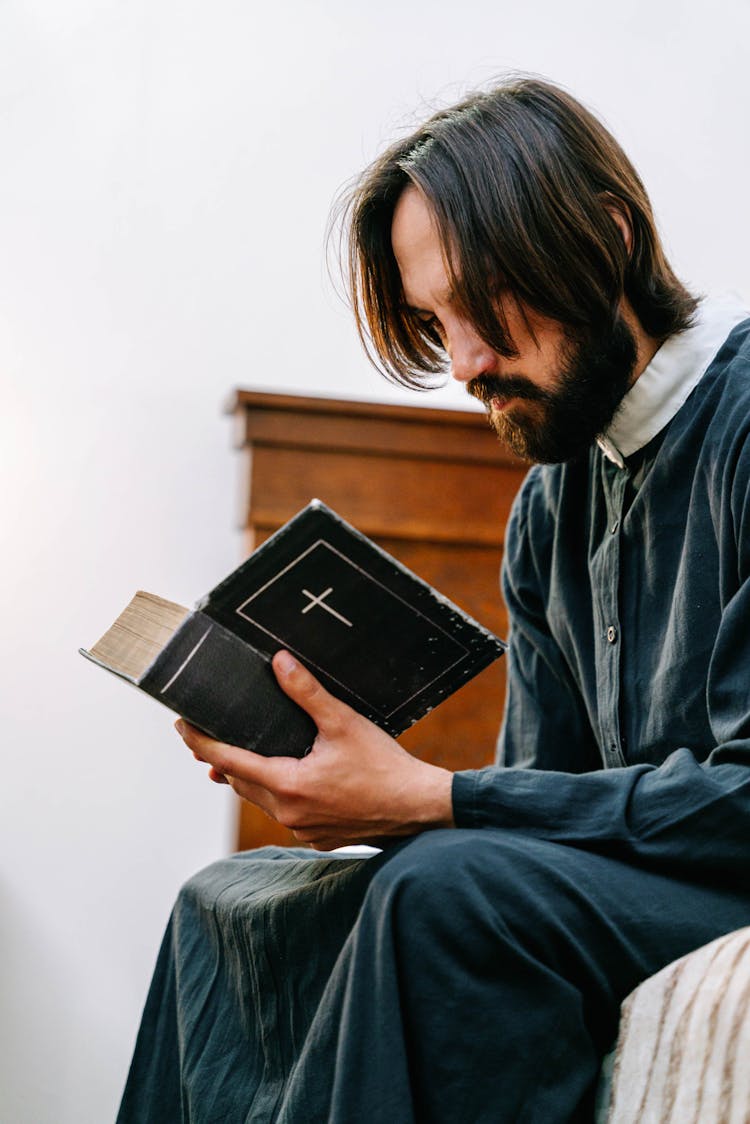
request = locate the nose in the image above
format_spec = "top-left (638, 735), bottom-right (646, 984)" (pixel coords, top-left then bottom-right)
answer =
top-left (447, 319), bottom-right (499, 384)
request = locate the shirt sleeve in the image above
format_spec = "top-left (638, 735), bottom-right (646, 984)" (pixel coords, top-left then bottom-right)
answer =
top-left (452, 749), bottom-right (750, 883)
top-left (453, 438), bottom-right (750, 885)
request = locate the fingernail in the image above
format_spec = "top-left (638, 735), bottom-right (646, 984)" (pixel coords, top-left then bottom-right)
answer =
top-left (175, 720), bottom-right (185, 735)
top-left (276, 650), bottom-right (297, 674)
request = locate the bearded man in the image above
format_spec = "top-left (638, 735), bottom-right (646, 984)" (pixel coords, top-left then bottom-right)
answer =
top-left (118, 79), bottom-right (750, 1123)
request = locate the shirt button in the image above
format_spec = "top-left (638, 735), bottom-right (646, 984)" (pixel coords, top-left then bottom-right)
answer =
top-left (607, 625), bottom-right (618, 643)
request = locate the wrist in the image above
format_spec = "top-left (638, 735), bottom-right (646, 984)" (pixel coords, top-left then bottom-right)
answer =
top-left (413, 763), bottom-right (455, 830)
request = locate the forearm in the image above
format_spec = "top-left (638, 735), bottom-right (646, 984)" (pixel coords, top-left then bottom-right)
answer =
top-left (452, 746), bottom-right (750, 881)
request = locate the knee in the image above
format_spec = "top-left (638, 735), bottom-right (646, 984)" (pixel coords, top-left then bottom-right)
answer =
top-left (364, 829), bottom-right (512, 931)
top-left (363, 828), bottom-right (570, 941)
top-left (175, 847), bottom-right (293, 917)
top-left (174, 856), bottom-right (238, 923)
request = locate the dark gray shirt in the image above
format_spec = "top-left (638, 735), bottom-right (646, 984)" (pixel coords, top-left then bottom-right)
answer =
top-left (453, 312), bottom-right (750, 886)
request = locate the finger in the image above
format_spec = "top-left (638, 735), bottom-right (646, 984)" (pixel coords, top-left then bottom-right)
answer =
top-left (204, 766), bottom-right (282, 821)
top-left (208, 766), bottom-right (229, 784)
top-left (272, 650), bottom-right (351, 734)
top-left (291, 830), bottom-right (342, 851)
top-left (175, 719), bottom-right (286, 788)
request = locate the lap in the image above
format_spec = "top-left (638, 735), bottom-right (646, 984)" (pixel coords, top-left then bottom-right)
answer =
top-left (365, 829), bottom-right (750, 990)
top-left (183, 831), bottom-right (750, 1018)
top-left (185, 832), bottom-right (749, 954)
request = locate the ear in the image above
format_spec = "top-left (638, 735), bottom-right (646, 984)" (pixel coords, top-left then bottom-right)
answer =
top-left (601, 193), bottom-right (633, 256)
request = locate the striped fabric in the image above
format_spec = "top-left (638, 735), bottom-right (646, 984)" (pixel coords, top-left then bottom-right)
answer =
top-left (603, 927), bottom-right (750, 1123)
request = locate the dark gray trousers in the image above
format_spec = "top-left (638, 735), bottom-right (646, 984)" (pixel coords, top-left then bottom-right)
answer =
top-left (117, 829), bottom-right (750, 1123)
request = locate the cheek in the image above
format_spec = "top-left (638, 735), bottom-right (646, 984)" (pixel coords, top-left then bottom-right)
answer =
top-left (514, 347), bottom-right (563, 391)
top-left (532, 332), bottom-right (569, 389)
top-left (509, 307), bottom-right (567, 368)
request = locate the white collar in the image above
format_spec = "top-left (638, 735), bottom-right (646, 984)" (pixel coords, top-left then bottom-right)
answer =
top-left (597, 295), bottom-right (749, 468)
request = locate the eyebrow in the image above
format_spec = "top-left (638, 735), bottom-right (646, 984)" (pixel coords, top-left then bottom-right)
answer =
top-left (402, 287), bottom-right (456, 317)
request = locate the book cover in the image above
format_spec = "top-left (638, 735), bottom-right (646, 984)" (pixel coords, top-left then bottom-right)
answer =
top-left (81, 500), bottom-right (506, 757)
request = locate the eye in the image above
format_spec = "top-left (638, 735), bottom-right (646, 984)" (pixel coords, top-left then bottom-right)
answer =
top-left (417, 314), bottom-right (445, 342)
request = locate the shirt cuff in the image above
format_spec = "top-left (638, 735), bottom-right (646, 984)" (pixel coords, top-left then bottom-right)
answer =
top-left (451, 770), bottom-right (483, 828)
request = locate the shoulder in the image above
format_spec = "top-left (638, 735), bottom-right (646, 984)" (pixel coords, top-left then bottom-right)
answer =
top-left (676, 319), bottom-right (750, 554)
top-left (660, 318), bottom-right (750, 486)
top-left (695, 317), bottom-right (750, 422)
top-left (692, 319), bottom-right (750, 475)
top-left (716, 316), bottom-right (750, 365)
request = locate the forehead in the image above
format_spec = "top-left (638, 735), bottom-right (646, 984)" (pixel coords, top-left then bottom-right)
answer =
top-left (390, 186), bottom-right (450, 308)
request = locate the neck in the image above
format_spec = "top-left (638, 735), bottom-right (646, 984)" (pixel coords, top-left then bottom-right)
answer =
top-left (622, 299), bottom-right (661, 386)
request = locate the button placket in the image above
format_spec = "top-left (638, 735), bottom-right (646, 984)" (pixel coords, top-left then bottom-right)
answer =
top-left (593, 462), bottom-right (628, 769)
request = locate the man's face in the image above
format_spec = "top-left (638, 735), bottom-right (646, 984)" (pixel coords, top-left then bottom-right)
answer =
top-left (390, 186), bottom-right (637, 463)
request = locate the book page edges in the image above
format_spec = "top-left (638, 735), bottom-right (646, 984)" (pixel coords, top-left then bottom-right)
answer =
top-left (82, 591), bottom-right (191, 681)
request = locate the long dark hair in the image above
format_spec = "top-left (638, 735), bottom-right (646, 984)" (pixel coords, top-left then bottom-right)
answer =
top-left (340, 77), bottom-right (697, 388)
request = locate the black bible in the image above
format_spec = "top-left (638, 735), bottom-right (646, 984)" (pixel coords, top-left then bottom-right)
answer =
top-left (80, 500), bottom-right (506, 757)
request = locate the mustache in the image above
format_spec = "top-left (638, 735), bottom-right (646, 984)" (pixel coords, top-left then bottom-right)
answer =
top-left (467, 374), bottom-right (552, 406)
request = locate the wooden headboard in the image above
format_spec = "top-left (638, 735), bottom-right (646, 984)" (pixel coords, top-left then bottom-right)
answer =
top-left (228, 390), bottom-right (528, 850)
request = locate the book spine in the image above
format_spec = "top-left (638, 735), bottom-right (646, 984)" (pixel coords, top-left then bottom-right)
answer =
top-left (139, 611), bottom-right (317, 758)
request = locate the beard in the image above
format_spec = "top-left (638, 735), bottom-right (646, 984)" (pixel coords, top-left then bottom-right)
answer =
top-left (467, 315), bottom-right (639, 464)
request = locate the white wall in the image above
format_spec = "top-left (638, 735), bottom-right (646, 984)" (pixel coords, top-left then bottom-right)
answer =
top-left (0, 2), bottom-right (747, 1120)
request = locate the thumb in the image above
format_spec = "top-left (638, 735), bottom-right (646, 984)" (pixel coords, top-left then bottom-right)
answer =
top-left (272, 650), bottom-right (350, 734)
